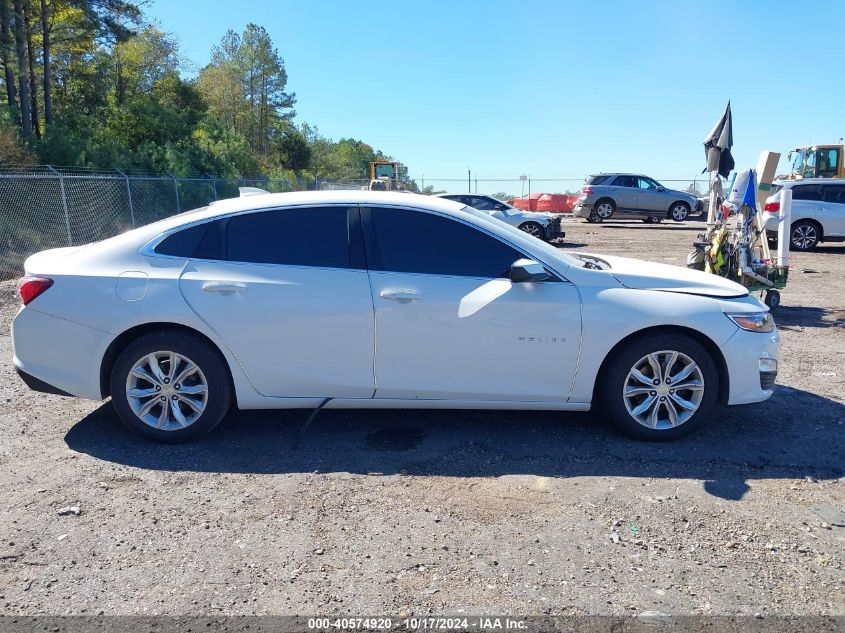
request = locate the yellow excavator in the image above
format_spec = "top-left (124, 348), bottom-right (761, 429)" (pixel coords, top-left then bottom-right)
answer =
top-left (784, 143), bottom-right (844, 179)
top-left (367, 161), bottom-right (403, 191)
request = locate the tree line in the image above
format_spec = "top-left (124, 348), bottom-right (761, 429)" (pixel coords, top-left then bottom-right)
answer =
top-left (0, 0), bottom-right (416, 187)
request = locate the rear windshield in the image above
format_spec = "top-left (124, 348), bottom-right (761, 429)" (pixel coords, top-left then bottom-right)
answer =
top-left (587, 175), bottom-right (611, 185)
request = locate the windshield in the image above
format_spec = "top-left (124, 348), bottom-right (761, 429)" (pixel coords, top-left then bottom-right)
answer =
top-left (461, 206), bottom-right (585, 269)
top-left (498, 204), bottom-right (521, 217)
top-left (791, 149), bottom-right (816, 177)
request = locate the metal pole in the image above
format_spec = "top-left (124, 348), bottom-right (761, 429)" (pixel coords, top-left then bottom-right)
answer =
top-left (777, 188), bottom-right (792, 268)
top-left (206, 173), bottom-right (218, 200)
top-left (167, 171), bottom-right (181, 213)
top-left (467, 168), bottom-right (471, 193)
top-left (47, 165), bottom-right (72, 245)
top-left (114, 167), bottom-right (136, 228)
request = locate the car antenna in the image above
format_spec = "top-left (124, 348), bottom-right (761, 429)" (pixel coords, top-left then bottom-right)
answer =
top-left (293, 397), bottom-right (332, 449)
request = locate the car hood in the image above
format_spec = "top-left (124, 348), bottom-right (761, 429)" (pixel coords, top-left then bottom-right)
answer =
top-left (598, 254), bottom-right (748, 298)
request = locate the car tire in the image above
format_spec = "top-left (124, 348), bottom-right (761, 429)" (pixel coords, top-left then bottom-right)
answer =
top-left (599, 333), bottom-right (719, 441)
top-left (592, 199), bottom-right (615, 222)
top-left (519, 221), bottom-right (545, 239)
top-left (789, 220), bottom-right (820, 251)
top-left (644, 216), bottom-right (663, 224)
top-left (110, 329), bottom-right (233, 442)
top-left (669, 202), bottom-right (690, 222)
top-left (764, 289), bottom-right (781, 309)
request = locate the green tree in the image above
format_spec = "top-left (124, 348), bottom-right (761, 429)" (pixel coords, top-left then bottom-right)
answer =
top-left (197, 23), bottom-right (294, 157)
top-left (275, 122), bottom-right (310, 175)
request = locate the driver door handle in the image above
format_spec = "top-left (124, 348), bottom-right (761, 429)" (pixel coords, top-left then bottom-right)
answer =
top-left (380, 289), bottom-right (422, 302)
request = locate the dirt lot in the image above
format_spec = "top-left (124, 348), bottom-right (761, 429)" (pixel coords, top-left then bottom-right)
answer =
top-left (0, 218), bottom-right (843, 618)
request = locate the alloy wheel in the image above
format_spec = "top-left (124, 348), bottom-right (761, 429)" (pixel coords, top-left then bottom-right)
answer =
top-left (791, 224), bottom-right (818, 250)
top-left (622, 350), bottom-right (704, 430)
top-left (125, 351), bottom-right (208, 431)
top-left (521, 223), bottom-right (542, 237)
top-left (596, 202), bottom-right (614, 218)
top-left (671, 204), bottom-right (689, 221)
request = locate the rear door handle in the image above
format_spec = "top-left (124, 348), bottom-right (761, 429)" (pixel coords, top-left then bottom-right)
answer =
top-left (202, 281), bottom-right (247, 295)
top-left (380, 289), bottom-right (422, 302)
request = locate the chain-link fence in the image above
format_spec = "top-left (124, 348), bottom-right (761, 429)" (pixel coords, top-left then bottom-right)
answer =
top-left (0, 166), bottom-right (300, 279)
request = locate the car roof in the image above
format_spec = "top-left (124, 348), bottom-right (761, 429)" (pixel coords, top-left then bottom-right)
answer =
top-left (101, 190), bottom-right (468, 250)
top-left (774, 178), bottom-right (845, 187)
top-left (590, 173), bottom-right (649, 178)
top-left (434, 193), bottom-right (494, 198)
top-left (176, 190), bottom-right (466, 225)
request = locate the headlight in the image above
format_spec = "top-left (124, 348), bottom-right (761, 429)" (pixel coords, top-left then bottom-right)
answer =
top-left (726, 312), bottom-right (775, 333)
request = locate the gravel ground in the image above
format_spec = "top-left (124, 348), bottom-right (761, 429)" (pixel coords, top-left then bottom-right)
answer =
top-left (0, 217), bottom-right (843, 618)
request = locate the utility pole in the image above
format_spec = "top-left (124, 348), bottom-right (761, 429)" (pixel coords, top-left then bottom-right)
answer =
top-left (467, 168), bottom-right (471, 193)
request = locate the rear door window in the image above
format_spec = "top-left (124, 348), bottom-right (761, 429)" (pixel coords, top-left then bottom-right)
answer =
top-left (791, 185), bottom-right (822, 201)
top-left (366, 207), bottom-right (522, 278)
top-left (612, 176), bottom-right (636, 188)
top-left (191, 207), bottom-right (354, 268)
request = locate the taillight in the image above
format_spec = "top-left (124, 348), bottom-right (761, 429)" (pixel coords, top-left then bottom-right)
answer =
top-left (17, 276), bottom-right (54, 306)
top-left (763, 201), bottom-right (780, 213)
top-left (582, 186), bottom-right (593, 195)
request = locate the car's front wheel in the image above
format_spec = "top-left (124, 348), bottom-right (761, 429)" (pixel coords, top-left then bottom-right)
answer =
top-left (600, 334), bottom-right (718, 440)
top-left (669, 202), bottom-right (690, 222)
top-left (110, 330), bottom-right (233, 442)
top-left (519, 221), bottom-right (545, 239)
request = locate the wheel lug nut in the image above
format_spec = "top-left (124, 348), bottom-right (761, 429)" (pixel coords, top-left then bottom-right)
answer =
top-left (171, 395), bottom-right (178, 400)
top-left (164, 378), bottom-right (170, 384)
top-left (660, 397), bottom-right (665, 401)
top-left (670, 389), bottom-right (675, 394)
top-left (653, 379), bottom-right (659, 385)
top-left (160, 396), bottom-right (166, 401)
top-left (650, 391), bottom-right (656, 396)
top-left (174, 384), bottom-right (181, 390)
top-left (155, 385), bottom-right (161, 391)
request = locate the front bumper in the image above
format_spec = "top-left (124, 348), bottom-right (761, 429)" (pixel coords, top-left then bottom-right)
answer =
top-left (722, 325), bottom-right (780, 405)
top-left (543, 217), bottom-right (565, 240)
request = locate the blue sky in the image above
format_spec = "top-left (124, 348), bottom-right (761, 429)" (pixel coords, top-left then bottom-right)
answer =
top-left (148, 0), bottom-right (844, 189)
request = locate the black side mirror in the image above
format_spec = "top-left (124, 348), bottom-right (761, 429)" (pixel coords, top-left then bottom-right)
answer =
top-left (656, 185), bottom-right (665, 192)
top-left (510, 258), bottom-right (550, 283)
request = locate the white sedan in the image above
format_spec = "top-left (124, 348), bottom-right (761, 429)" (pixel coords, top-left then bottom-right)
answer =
top-left (12, 191), bottom-right (779, 442)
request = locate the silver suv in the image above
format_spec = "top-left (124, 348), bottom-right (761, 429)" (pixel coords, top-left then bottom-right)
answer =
top-left (573, 174), bottom-right (703, 224)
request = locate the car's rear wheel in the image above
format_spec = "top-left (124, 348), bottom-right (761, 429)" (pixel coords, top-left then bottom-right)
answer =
top-left (790, 220), bottom-right (820, 251)
top-left (600, 334), bottom-right (718, 440)
top-left (110, 330), bottom-right (233, 442)
top-left (669, 202), bottom-right (690, 222)
top-left (519, 221), bottom-right (545, 239)
top-left (592, 199), bottom-right (615, 222)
